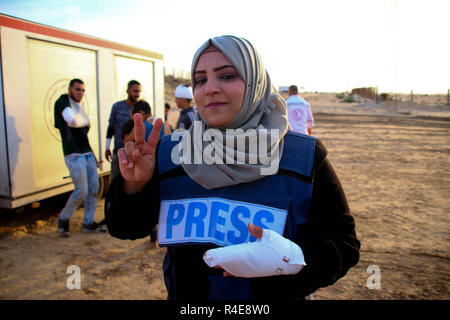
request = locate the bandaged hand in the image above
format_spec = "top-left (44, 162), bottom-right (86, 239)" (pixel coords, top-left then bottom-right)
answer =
top-left (203, 223), bottom-right (306, 278)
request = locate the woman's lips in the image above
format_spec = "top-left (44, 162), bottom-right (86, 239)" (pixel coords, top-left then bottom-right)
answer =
top-left (206, 102), bottom-right (227, 109)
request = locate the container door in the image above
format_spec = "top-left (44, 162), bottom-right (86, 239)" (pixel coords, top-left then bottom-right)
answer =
top-left (27, 39), bottom-right (98, 188)
top-left (114, 55), bottom-right (154, 114)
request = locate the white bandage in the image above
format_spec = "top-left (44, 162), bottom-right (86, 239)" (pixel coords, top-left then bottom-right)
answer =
top-left (203, 229), bottom-right (306, 278)
top-left (106, 138), bottom-right (112, 151)
top-left (62, 100), bottom-right (90, 128)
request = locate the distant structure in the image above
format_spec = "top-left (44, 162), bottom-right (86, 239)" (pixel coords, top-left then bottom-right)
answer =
top-left (279, 85), bottom-right (305, 94)
top-left (351, 87), bottom-right (377, 100)
top-left (164, 67), bottom-right (190, 80)
top-left (279, 86), bottom-right (290, 94)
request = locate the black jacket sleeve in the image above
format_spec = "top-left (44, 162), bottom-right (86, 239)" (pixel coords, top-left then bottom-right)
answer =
top-left (253, 139), bottom-right (360, 299)
top-left (54, 94), bottom-right (69, 129)
top-left (105, 165), bottom-right (160, 240)
top-left (294, 139), bottom-right (360, 296)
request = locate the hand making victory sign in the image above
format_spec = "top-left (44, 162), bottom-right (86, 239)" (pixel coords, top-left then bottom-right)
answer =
top-left (117, 113), bottom-right (162, 194)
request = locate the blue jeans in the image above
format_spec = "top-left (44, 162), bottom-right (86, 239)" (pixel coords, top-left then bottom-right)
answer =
top-left (60, 153), bottom-right (99, 225)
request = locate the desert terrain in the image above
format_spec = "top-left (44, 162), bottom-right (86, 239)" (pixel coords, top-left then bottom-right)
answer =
top-left (0, 88), bottom-right (449, 300)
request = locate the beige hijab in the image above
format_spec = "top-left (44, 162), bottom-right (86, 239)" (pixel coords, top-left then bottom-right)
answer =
top-left (177, 35), bottom-right (289, 189)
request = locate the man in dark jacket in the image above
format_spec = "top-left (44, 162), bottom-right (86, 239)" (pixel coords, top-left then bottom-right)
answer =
top-left (54, 78), bottom-right (103, 237)
top-left (104, 80), bottom-right (142, 180)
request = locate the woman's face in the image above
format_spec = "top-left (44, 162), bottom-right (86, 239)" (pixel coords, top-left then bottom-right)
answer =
top-left (193, 49), bottom-right (246, 128)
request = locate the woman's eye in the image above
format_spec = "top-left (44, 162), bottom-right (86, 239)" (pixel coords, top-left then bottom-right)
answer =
top-left (195, 78), bottom-right (207, 85)
top-left (220, 73), bottom-right (236, 80)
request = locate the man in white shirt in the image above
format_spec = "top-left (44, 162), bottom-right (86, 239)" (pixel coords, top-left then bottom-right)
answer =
top-left (285, 85), bottom-right (314, 135)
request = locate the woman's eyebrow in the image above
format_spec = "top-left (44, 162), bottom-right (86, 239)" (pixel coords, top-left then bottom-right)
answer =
top-left (194, 65), bottom-right (235, 74)
top-left (213, 65), bottom-right (235, 72)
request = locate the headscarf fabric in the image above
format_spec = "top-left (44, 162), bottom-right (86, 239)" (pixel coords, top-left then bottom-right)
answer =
top-left (175, 35), bottom-right (289, 190)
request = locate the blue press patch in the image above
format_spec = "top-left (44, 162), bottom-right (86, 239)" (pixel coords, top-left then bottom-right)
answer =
top-left (158, 197), bottom-right (288, 247)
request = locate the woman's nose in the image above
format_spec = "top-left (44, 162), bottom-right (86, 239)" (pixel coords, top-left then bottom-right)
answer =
top-left (204, 78), bottom-right (220, 95)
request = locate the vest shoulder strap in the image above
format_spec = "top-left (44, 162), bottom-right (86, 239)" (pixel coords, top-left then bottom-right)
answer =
top-left (157, 135), bottom-right (181, 175)
top-left (279, 130), bottom-right (316, 178)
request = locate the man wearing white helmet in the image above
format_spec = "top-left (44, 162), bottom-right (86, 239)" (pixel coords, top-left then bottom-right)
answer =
top-left (174, 84), bottom-right (196, 130)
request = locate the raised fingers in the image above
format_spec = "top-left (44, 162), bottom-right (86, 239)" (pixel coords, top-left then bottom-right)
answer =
top-left (133, 113), bottom-right (145, 145)
top-left (117, 147), bottom-right (131, 177)
top-left (145, 118), bottom-right (163, 152)
top-left (124, 142), bottom-right (136, 168)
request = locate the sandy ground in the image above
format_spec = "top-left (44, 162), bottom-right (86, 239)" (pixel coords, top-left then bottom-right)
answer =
top-left (0, 94), bottom-right (449, 300)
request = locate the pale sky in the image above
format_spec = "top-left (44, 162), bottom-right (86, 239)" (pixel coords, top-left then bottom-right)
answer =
top-left (1, 0), bottom-right (449, 93)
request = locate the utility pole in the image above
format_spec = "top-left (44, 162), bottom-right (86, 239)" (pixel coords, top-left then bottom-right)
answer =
top-left (376, 86), bottom-right (379, 104)
top-left (390, 0), bottom-right (398, 112)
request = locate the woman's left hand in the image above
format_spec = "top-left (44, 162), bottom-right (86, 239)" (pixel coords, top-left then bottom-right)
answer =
top-left (204, 223), bottom-right (306, 278)
top-left (212, 223), bottom-right (263, 277)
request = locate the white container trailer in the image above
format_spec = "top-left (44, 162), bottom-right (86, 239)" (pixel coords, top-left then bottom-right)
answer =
top-left (0, 14), bottom-right (165, 209)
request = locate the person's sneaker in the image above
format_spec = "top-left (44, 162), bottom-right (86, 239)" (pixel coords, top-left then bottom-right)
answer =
top-left (96, 223), bottom-right (107, 232)
top-left (82, 222), bottom-right (106, 233)
top-left (96, 219), bottom-right (107, 232)
top-left (57, 217), bottom-right (70, 237)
